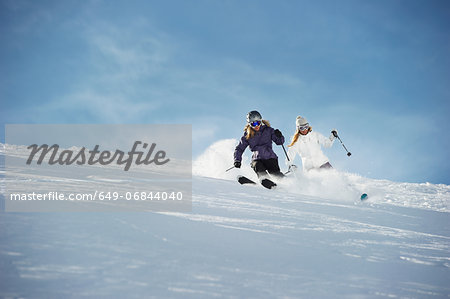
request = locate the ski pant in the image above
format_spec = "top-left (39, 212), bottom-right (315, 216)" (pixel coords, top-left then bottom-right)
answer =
top-left (251, 158), bottom-right (284, 179)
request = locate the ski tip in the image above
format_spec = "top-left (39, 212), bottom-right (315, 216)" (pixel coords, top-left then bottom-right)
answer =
top-left (360, 193), bottom-right (368, 201)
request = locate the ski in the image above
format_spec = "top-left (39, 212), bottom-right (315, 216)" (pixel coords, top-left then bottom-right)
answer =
top-left (237, 175), bottom-right (277, 189)
top-left (237, 175), bottom-right (257, 185)
top-left (261, 178), bottom-right (277, 189)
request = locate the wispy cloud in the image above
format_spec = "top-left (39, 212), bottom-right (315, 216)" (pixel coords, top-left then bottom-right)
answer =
top-left (33, 14), bottom-right (305, 125)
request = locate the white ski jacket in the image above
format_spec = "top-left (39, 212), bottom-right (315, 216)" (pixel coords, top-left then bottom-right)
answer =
top-left (287, 131), bottom-right (335, 171)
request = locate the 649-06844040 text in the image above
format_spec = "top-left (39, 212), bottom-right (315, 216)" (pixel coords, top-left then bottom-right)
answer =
top-left (9, 191), bottom-right (184, 201)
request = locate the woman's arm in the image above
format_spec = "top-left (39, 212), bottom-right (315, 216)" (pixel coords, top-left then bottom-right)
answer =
top-left (234, 135), bottom-right (249, 162)
top-left (271, 128), bottom-right (285, 145)
top-left (316, 131), bottom-right (335, 148)
top-left (286, 143), bottom-right (297, 165)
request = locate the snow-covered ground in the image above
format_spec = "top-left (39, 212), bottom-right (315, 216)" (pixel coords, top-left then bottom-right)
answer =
top-left (1, 141), bottom-right (449, 298)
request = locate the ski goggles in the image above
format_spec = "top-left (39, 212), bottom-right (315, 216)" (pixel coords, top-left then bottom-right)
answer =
top-left (298, 124), bottom-right (309, 131)
top-left (250, 120), bottom-right (261, 127)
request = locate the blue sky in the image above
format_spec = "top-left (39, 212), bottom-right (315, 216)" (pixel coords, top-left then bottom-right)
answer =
top-left (1, 0), bottom-right (449, 184)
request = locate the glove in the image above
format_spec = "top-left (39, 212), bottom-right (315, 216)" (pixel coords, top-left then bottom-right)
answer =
top-left (331, 129), bottom-right (338, 138)
top-left (288, 164), bottom-right (298, 172)
top-left (274, 129), bottom-right (283, 138)
top-left (234, 161), bottom-right (241, 168)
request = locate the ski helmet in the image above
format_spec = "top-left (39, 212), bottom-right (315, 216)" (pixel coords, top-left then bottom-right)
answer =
top-left (296, 116), bottom-right (308, 127)
top-left (246, 110), bottom-right (262, 123)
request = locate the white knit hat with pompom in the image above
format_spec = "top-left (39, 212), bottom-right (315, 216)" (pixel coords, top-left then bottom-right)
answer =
top-left (296, 116), bottom-right (308, 127)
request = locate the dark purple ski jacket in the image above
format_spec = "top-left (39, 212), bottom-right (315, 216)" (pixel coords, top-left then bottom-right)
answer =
top-left (234, 125), bottom-right (285, 162)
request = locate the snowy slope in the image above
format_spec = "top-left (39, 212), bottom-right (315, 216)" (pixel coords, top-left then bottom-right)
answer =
top-left (1, 142), bottom-right (450, 298)
top-left (193, 139), bottom-right (450, 213)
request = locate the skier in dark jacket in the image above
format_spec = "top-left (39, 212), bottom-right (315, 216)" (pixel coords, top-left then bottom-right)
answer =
top-left (234, 110), bottom-right (285, 179)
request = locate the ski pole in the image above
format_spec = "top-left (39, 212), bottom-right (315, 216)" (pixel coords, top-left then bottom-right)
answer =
top-left (281, 144), bottom-right (298, 178)
top-left (334, 132), bottom-right (352, 157)
top-left (225, 166), bottom-right (235, 172)
top-left (281, 144), bottom-right (291, 174)
top-left (281, 144), bottom-right (290, 162)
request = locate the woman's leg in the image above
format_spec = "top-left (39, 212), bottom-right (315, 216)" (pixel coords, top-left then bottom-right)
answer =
top-left (251, 159), bottom-right (278, 189)
top-left (264, 158), bottom-right (285, 178)
top-left (251, 160), bottom-right (268, 178)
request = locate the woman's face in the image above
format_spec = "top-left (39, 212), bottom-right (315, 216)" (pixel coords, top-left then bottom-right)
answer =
top-left (252, 124), bottom-right (261, 131)
top-left (298, 125), bottom-right (309, 135)
top-left (250, 120), bottom-right (261, 131)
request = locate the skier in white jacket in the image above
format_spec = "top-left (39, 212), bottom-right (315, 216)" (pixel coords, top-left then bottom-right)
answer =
top-left (286, 116), bottom-right (337, 171)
